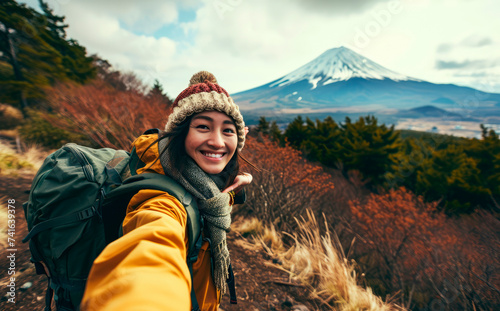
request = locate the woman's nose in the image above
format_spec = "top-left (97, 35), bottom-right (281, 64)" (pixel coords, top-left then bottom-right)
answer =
top-left (207, 132), bottom-right (225, 149)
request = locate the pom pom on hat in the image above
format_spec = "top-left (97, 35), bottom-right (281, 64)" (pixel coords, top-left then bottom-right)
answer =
top-left (165, 71), bottom-right (245, 151)
top-left (189, 71), bottom-right (218, 86)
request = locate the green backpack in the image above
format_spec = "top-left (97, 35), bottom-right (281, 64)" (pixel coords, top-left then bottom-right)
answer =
top-left (22, 130), bottom-right (204, 310)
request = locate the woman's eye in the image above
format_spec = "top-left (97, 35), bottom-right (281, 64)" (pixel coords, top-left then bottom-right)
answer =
top-left (196, 125), bottom-right (209, 130)
top-left (224, 128), bottom-right (236, 134)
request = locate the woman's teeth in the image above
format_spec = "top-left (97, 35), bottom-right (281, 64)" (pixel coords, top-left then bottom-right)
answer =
top-left (202, 152), bottom-right (223, 158)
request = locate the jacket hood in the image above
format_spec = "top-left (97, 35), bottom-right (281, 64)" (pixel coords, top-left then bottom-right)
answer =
top-left (130, 133), bottom-right (165, 175)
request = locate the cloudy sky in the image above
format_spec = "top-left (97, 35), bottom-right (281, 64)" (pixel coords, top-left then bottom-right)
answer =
top-left (21, 0), bottom-right (500, 97)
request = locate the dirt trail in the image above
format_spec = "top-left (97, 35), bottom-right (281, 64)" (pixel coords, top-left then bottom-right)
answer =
top-left (0, 174), bottom-right (317, 311)
top-left (1, 175), bottom-right (46, 311)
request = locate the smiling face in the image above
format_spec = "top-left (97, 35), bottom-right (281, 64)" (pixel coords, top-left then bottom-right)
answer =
top-left (185, 111), bottom-right (238, 174)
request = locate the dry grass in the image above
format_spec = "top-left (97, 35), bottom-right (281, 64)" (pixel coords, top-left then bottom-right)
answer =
top-left (0, 139), bottom-right (48, 176)
top-left (233, 217), bottom-right (264, 237)
top-left (20, 144), bottom-right (48, 171)
top-left (0, 104), bottom-right (24, 130)
top-left (233, 217), bottom-right (286, 254)
top-left (0, 129), bottom-right (19, 139)
top-left (0, 196), bottom-right (9, 248)
top-left (234, 211), bottom-right (406, 311)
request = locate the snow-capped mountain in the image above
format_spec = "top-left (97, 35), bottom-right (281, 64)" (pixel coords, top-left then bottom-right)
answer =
top-left (232, 46), bottom-right (500, 123)
top-left (269, 46), bottom-right (415, 89)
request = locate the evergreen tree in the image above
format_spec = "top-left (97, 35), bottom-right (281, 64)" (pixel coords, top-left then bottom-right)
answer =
top-left (253, 116), bottom-right (282, 143)
top-left (147, 79), bottom-right (172, 108)
top-left (284, 115), bottom-right (307, 149)
top-left (337, 116), bottom-right (400, 184)
top-left (0, 0), bottom-right (95, 111)
top-left (39, 1), bottom-right (95, 83)
top-left (148, 79), bottom-right (165, 97)
top-left (492, 153), bottom-right (500, 205)
top-left (0, 0), bottom-right (41, 109)
top-left (416, 144), bottom-right (491, 213)
top-left (269, 120), bottom-right (282, 143)
top-left (302, 116), bottom-right (340, 163)
top-left (462, 124), bottom-right (500, 208)
top-left (255, 116), bottom-right (270, 135)
top-left (385, 136), bottom-right (432, 190)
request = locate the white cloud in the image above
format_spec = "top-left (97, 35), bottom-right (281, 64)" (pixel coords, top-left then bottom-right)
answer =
top-left (66, 2), bottom-right (176, 69)
top-left (338, 0), bottom-right (500, 92)
top-left (292, 0), bottom-right (389, 14)
top-left (104, 1), bottom-right (178, 34)
top-left (50, 0), bottom-right (181, 33)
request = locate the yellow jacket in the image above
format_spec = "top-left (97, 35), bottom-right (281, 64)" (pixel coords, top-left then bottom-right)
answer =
top-left (81, 134), bottom-right (220, 311)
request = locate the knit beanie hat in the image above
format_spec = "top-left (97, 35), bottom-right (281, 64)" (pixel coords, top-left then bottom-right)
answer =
top-left (165, 71), bottom-right (245, 150)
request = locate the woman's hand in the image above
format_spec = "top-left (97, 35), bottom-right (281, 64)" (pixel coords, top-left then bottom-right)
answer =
top-left (222, 172), bottom-right (253, 194)
top-left (222, 127), bottom-right (252, 194)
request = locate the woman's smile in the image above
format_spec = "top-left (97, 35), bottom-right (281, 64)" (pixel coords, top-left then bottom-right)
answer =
top-left (201, 151), bottom-right (225, 159)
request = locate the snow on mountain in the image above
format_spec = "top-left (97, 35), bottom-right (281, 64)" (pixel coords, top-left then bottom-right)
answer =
top-left (269, 46), bottom-right (416, 89)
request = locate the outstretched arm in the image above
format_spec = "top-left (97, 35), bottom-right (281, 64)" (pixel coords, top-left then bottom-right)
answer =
top-left (81, 190), bottom-right (191, 311)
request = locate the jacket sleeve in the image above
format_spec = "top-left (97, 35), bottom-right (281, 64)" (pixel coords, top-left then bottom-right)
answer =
top-left (81, 190), bottom-right (191, 311)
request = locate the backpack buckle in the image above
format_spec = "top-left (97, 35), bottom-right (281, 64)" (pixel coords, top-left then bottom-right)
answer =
top-left (78, 207), bottom-right (96, 220)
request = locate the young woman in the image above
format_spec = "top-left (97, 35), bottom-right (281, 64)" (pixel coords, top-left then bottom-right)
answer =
top-left (81, 71), bottom-right (252, 311)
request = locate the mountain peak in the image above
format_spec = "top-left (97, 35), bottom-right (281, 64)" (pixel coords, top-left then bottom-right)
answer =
top-left (270, 46), bottom-right (415, 89)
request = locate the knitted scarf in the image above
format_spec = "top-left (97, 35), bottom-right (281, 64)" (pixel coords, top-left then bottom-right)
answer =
top-left (158, 138), bottom-right (232, 294)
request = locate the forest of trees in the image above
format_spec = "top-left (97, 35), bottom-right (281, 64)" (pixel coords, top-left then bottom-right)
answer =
top-left (254, 115), bottom-right (500, 215)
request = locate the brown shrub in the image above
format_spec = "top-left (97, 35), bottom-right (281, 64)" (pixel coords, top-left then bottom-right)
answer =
top-left (45, 81), bottom-right (170, 149)
top-left (347, 187), bottom-right (500, 310)
top-left (237, 137), bottom-right (335, 232)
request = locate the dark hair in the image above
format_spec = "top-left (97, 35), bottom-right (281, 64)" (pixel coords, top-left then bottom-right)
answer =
top-left (140, 115), bottom-right (241, 189)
